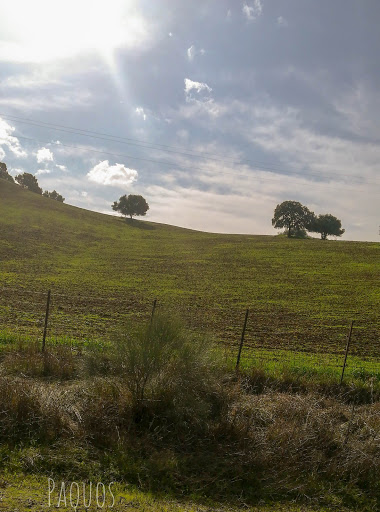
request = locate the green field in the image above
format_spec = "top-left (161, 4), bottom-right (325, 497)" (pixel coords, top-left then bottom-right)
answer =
top-left (0, 179), bottom-right (379, 363)
top-left (1, 179), bottom-right (380, 511)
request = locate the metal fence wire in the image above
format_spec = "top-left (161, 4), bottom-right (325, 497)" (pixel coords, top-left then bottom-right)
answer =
top-left (0, 286), bottom-right (379, 375)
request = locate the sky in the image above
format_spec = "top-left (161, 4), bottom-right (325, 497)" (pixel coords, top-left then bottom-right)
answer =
top-left (0, 0), bottom-right (379, 241)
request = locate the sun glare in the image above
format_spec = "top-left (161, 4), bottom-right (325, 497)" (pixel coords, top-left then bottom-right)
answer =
top-left (0, 0), bottom-right (147, 62)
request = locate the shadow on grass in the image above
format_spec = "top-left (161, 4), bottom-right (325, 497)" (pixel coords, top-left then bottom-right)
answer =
top-left (122, 218), bottom-right (156, 230)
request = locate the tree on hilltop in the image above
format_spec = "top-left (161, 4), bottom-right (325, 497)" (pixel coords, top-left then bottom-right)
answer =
top-left (309, 214), bottom-right (345, 240)
top-left (15, 172), bottom-right (42, 194)
top-left (112, 194), bottom-right (149, 220)
top-left (43, 189), bottom-right (65, 202)
top-left (272, 200), bottom-right (315, 238)
top-left (0, 162), bottom-right (14, 183)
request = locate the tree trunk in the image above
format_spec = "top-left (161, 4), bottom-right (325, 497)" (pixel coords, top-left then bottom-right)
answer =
top-left (287, 223), bottom-right (291, 237)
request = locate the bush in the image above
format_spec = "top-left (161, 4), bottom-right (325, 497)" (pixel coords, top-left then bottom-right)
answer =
top-left (114, 314), bottom-right (224, 427)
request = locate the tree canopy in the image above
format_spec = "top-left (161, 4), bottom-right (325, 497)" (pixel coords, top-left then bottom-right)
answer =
top-left (272, 201), bottom-right (315, 238)
top-left (15, 172), bottom-right (42, 194)
top-left (112, 194), bottom-right (149, 220)
top-left (0, 162), bottom-right (14, 183)
top-left (309, 214), bottom-right (345, 240)
top-left (43, 190), bottom-right (65, 202)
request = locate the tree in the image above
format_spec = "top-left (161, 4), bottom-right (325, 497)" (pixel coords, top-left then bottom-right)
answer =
top-left (272, 200), bottom-right (315, 238)
top-left (309, 214), bottom-right (345, 240)
top-left (15, 172), bottom-right (42, 194)
top-left (43, 190), bottom-right (65, 202)
top-left (112, 194), bottom-right (149, 220)
top-left (0, 162), bottom-right (14, 183)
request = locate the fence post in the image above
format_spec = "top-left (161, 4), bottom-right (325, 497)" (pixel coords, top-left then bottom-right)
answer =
top-left (236, 308), bottom-right (249, 370)
top-left (150, 298), bottom-right (157, 324)
top-left (42, 289), bottom-right (51, 352)
top-left (340, 320), bottom-right (354, 385)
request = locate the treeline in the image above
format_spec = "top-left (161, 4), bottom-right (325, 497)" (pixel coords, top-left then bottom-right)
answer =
top-left (0, 161), bottom-right (64, 202)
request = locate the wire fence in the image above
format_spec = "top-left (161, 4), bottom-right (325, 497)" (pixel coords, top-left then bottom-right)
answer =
top-left (0, 285), bottom-right (379, 375)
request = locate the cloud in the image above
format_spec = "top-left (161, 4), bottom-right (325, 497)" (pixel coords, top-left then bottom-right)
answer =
top-left (184, 78), bottom-right (212, 95)
top-left (187, 45), bottom-right (196, 61)
top-left (183, 78), bottom-right (218, 117)
top-left (81, 191), bottom-right (88, 197)
top-left (56, 164), bottom-right (67, 171)
top-left (0, 117), bottom-right (27, 158)
top-left (87, 160), bottom-right (138, 187)
top-left (277, 16), bottom-right (288, 27)
top-left (242, 1), bottom-right (263, 21)
top-left (10, 168), bottom-right (24, 176)
top-left (187, 45), bottom-right (205, 61)
top-left (135, 106), bottom-right (147, 121)
top-left (36, 147), bottom-right (54, 163)
top-left (36, 169), bottom-right (51, 176)
top-left (0, 90), bottom-right (94, 111)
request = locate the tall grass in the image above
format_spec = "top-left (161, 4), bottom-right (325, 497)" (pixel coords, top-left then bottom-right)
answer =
top-left (0, 317), bottom-right (378, 508)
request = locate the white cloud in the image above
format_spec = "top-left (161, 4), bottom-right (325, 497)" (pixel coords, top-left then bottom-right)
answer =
top-left (87, 160), bottom-right (138, 187)
top-left (135, 106), bottom-right (147, 121)
top-left (184, 78), bottom-right (212, 95)
top-left (36, 169), bottom-right (51, 176)
top-left (183, 79), bottom-right (217, 117)
top-left (0, 90), bottom-right (94, 111)
top-left (2, 71), bottom-right (63, 89)
top-left (81, 191), bottom-right (88, 197)
top-left (242, 1), bottom-right (263, 21)
top-left (0, 117), bottom-right (27, 158)
top-left (277, 16), bottom-right (288, 27)
top-left (187, 45), bottom-right (196, 61)
top-left (10, 168), bottom-right (23, 176)
top-left (187, 45), bottom-right (205, 61)
top-left (36, 147), bottom-right (54, 163)
top-left (168, 32), bottom-right (173, 37)
top-left (56, 164), bottom-right (67, 171)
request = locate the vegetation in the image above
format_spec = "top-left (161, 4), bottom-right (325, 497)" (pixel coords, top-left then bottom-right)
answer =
top-left (272, 201), bottom-right (345, 240)
top-left (0, 318), bottom-right (378, 511)
top-left (4, 167), bottom-right (64, 201)
top-left (310, 213), bottom-right (345, 239)
top-left (15, 171), bottom-right (43, 194)
top-left (272, 200), bottom-right (315, 237)
top-left (112, 193), bottom-right (149, 219)
top-left (0, 179), bottom-right (379, 511)
top-left (0, 179), bottom-right (378, 357)
top-left (0, 161), bottom-right (14, 183)
top-left (43, 189), bottom-right (65, 202)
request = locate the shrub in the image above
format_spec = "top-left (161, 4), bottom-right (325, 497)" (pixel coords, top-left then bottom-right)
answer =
top-left (114, 314), bottom-right (224, 428)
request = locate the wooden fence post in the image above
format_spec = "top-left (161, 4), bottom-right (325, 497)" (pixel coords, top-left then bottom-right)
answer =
top-left (340, 320), bottom-right (354, 385)
top-left (150, 298), bottom-right (157, 324)
top-left (236, 308), bottom-right (249, 370)
top-left (42, 289), bottom-right (51, 352)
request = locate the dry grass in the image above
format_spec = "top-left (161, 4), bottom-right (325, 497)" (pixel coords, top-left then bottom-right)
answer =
top-left (0, 317), bottom-right (378, 509)
top-left (2, 340), bottom-right (76, 379)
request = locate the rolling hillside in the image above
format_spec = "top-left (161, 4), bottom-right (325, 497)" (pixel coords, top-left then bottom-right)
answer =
top-left (0, 179), bottom-right (379, 357)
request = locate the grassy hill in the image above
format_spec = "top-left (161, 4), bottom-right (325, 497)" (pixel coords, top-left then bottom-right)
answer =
top-left (1, 179), bottom-right (380, 511)
top-left (0, 178), bottom-right (379, 358)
